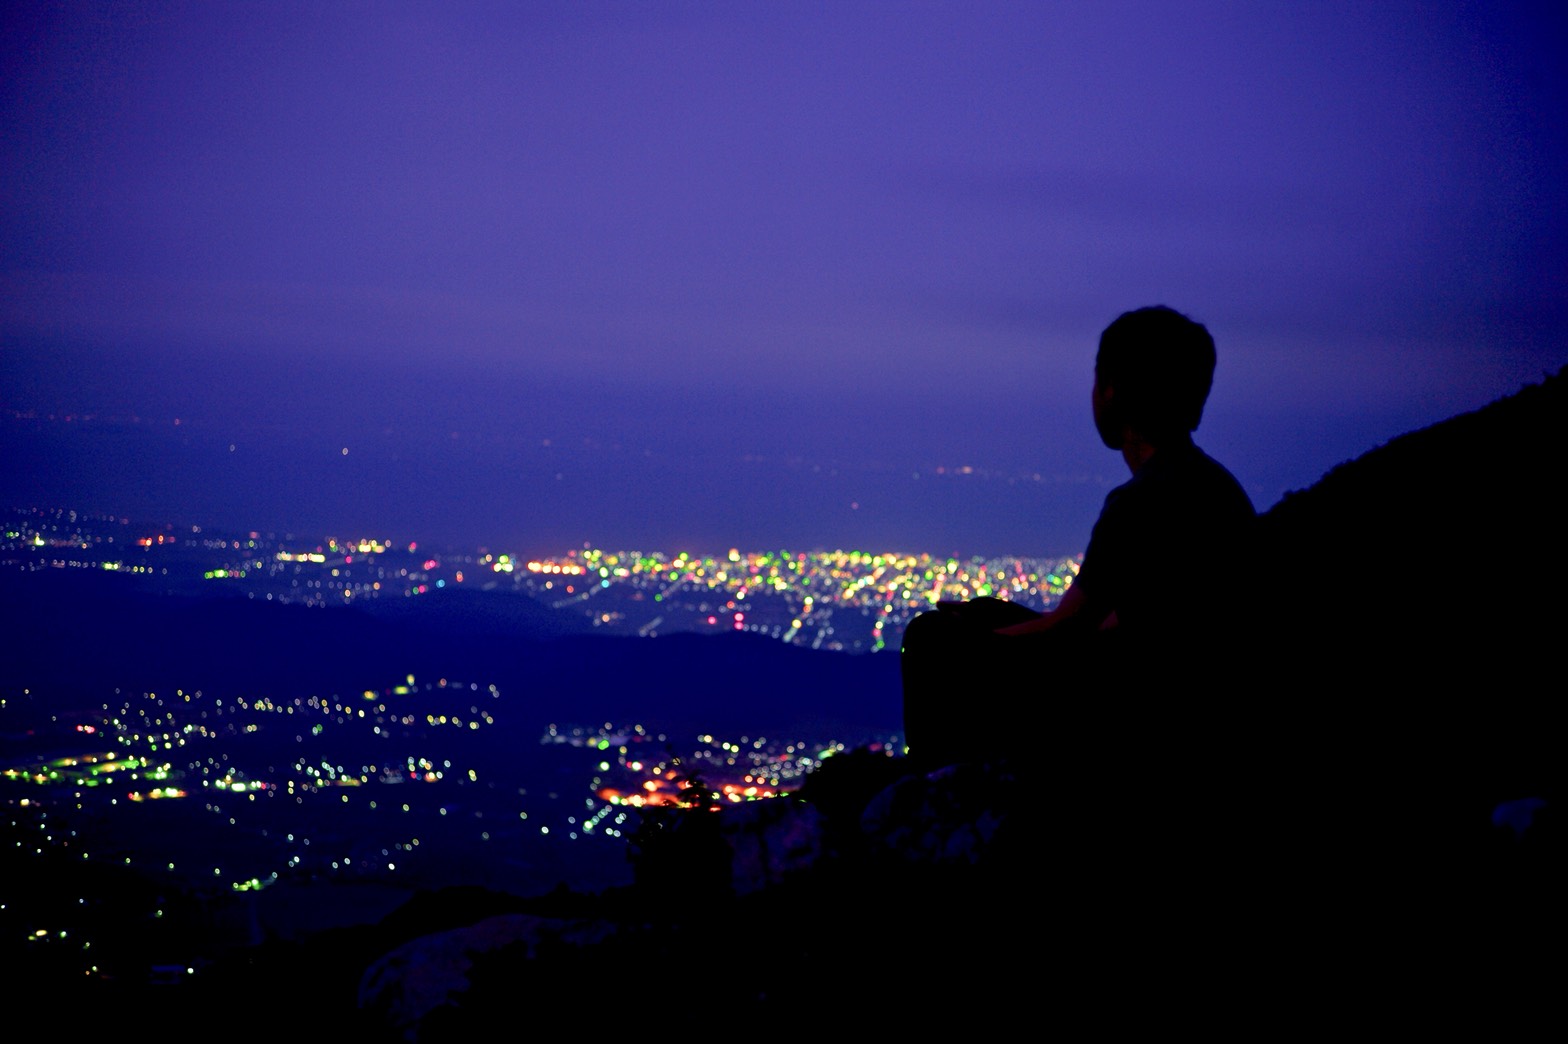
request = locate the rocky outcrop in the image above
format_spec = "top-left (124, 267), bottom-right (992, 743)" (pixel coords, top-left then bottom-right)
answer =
top-left (358, 913), bottom-right (621, 1039)
top-left (859, 760), bottom-right (1017, 866)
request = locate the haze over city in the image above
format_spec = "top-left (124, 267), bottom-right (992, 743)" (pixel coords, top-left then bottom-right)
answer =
top-left (4, 2), bottom-right (1565, 558)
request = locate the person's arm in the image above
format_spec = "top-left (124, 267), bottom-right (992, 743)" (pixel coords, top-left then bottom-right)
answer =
top-left (993, 581), bottom-right (1107, 636)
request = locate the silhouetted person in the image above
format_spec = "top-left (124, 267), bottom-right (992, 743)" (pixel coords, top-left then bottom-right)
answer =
top-left (900, 305), bottom-right (1256, 769)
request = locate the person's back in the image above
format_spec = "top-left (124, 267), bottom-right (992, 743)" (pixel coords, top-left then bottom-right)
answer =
top-left (1075, 434), bottom-right (1255, 644)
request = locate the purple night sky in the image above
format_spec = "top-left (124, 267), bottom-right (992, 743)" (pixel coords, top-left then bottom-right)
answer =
top-left (3, 2), bottom-right (1565, 559)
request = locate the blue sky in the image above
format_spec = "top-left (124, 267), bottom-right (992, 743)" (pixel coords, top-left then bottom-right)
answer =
top-left (4, 2), bottom-right (1564, 556)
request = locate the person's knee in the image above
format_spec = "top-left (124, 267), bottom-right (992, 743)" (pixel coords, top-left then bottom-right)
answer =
top-left (899, 608), bottom-right (949, 654)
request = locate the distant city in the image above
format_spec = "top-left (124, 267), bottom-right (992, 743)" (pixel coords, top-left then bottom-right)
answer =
top-left (3, 504), bottom-right (1082, 653)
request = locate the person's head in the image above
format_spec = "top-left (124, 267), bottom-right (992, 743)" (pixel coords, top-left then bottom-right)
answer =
top-left (1093, 305), bottom-right (1217, 450)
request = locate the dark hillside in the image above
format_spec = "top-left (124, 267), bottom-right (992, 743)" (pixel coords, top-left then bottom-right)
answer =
top-left (1256, 363), bottom-right (1563, 655)
top-left (1242, 366), bottom-right (1565, 808)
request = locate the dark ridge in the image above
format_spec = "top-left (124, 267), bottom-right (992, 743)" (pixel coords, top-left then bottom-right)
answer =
top-left (354, 584), bottom-right (592, 642)
top-left (1256, 363), bottom-right (1565, 640)
top-left (1237, 365), bottom-right (1566, 805)
top-left (0, 561), bottom-right (901, 741)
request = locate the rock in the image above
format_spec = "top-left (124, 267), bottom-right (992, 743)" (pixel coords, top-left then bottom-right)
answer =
top-left (860, 760), bottom-right (1014, 866)
top-left (721, 796), bottom-right (825, 895)
top-left (357, 913), bottom-right (618, 1039)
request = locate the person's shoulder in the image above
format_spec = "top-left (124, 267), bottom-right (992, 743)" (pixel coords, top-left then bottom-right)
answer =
top-left (1176, 440), bottom-right (1230, 474)
top-left (1097, 440), bottom-right (1253, 524)
top-left (1186, 444), bottom-right (1255, 512)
